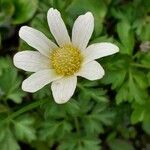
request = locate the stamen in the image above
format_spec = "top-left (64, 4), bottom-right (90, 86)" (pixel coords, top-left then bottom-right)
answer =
top-left (51, 45), bottom-right (82, 76)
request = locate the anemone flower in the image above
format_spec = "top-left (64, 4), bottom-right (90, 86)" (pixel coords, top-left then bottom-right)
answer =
top-left (13, 8), bottom-right (119, 104)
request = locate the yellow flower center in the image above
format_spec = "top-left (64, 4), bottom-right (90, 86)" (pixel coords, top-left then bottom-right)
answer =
top-left (51, 44), bottom-right (82, 76)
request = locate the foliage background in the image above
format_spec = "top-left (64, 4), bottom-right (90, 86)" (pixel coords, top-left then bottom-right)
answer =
top-left (0, 0), bottom-right (150, 149)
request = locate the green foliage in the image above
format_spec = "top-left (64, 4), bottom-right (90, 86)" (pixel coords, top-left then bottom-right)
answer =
top-left (142, 122), bottom-right (150, 135)
top-left (0, 0), bottom-right (38, 25)
top-left (58, 135), bottom-right (101, 150)
top-left (0, 0), bottom-right (38, 44)
top-left (67, 0), bottom-right (107, 36)
top-left (0, 0), bottom-right (150, 149)
top-left (13, 115), bottom-right (36, 142)
top-left (116, 68), bottom-right (148, 104)
top-left (108, 139), bottom-right (134, 150)
top-left (131, 100), bottom-right (150, 124)
top-left (117, 21), bottom-right (135, 55)
top-left (0, 58), bottom-right (26, 103)
top-left (0, 126), bottom-right (20, 150)
top-left (0, 0), bottom-right (14, 25)
top-left (12, 0), bottom-right (38, 24)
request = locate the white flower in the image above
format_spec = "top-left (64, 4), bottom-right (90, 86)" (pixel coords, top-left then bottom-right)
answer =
top-left (13, 8), bottom-right (119, 104)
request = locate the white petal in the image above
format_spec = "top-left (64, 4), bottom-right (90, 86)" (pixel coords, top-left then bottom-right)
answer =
top-left (83, 42), bottom-right (119, 64)
top-left (77, 61), bottom-right (105, 80)
top-left (19, 26), bottom-right (58, 57)
top-left (13, 51), bottom-right (51, 72)
top-left (22, 69), bottom-right (62, 93)
top-left (72, 12), bottom-right (94, 51)
top-left (51, 76), bottom-right (77, 104)
top-left (47, 8), bottom-right (70, 46)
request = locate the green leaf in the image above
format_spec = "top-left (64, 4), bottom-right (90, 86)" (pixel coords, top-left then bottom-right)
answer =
top-left (83, 104), bottom-right (115, 135)
top-left (128, 70), bottom-right (148, 104)
top-left (0, 126), bottom-right (20, 150)
top-left (0, 104), bottom-right (9, 113)
top-left (101, 52), bottom-right (148, 105)
top-left (132, 69), bottom-right (148, 89)
top-left (115, 68), bottom-right (148, 104)
top-left (12, 0), bottom-right (38, 24)
top-left (101, 54), bottom-right (130, 89)
top-left (116, 78), bottom-right (148, 104)
top-left (148, 72), bottom-right (150, 85)
top-left (67, 0), bottom-right (107, 36)
top-left (108, 139), bottom-right (134, 150)
top-left (116, 83), bottom-right (130, 104)
top-left (58, 135), bottom-right (101, 150)
top-left (131, 100), bottom-right (150, 124)
top-left (0, 56), bottom-right (12, 76)
top-left (117, 21), bottom-right (135, 55)
top-left (0, 67), bottom-right (26, 103)
top-left (39, 120), bottom-right (72, 140)
top-left (140, 52), bottom-right (150, 68)
top-left (102, 69), bottom-right (127, 89)
top-left (13, 116), bottom-right (36, 142)
top-left (138, 22), bottom-right (150, 41)
top-left (0, 34), bottom-right (1, 48)
top-left (0, 0), bottom-right (15, 25)
top-left (83, 116), bottom-right (104, 134)
top-left (37, 0), bottom-right (53, 13)
top-left (78, 83), bottom-right (108, 103)
top-left (142, 122), bottom-right (150, 135)
top-left (42, 99), bottom-right (80, 119)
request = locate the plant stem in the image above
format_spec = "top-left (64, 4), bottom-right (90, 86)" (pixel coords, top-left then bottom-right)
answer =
top-left (74, 117), bottom-right (80, 135)
top-left (63, 0), bottom-right (72, 10)
top-left (132, 63), bottom-right (150, 69)
top-left (133, 52), bottom-right (140, 59)
top-left (1, 99), bottom-right (46, 125)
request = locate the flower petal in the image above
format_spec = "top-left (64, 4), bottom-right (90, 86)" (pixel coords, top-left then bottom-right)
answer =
top-left (51, 76), bottom-right (77, 104)
top-left (22, 69), bottom-right (62, 93)
top-left (47, 8), bottom-right (70, 46)
top-left (77, 61), bottom-right (104, 80)
top-left (19, 26), bottom-right (58, 57)
top-left (72, 12), bottom-right (94, 51)
top-left (83, 42), bottom-right (119, 64)
top-left (13, 51), bottom-right (51, 72)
